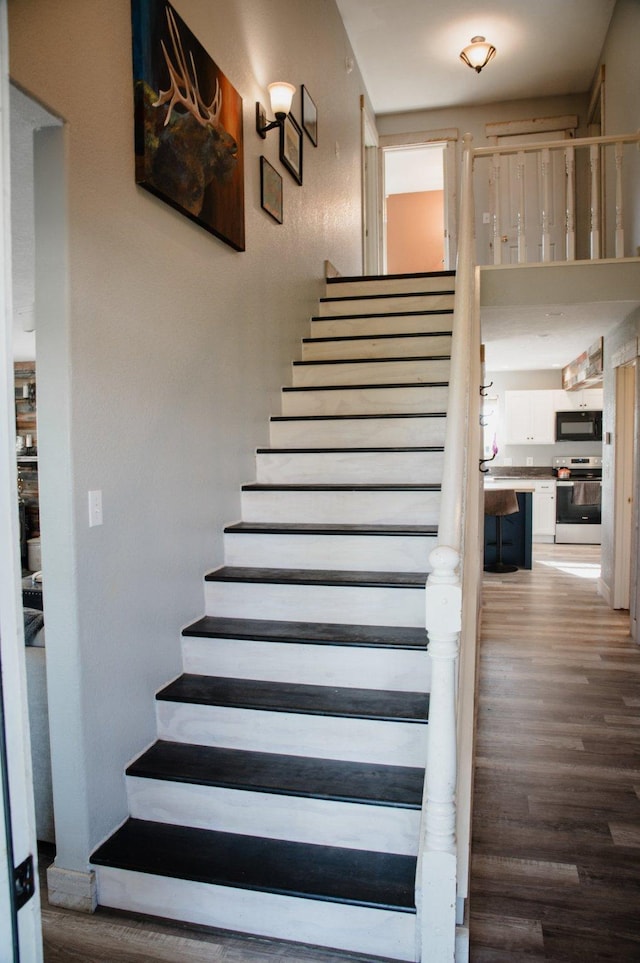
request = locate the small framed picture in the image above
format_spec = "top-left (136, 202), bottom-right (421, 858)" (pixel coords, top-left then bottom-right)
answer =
top-left (260, 156), bottom-right (283, 223)
top-left (280, 113), bottom-right (303, 185)
top-left (301, 86), bottom-right (318, 147)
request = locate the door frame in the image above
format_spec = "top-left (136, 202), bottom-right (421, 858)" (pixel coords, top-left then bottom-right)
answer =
top-left (0, 0), bottom-right (43, 957)
top-left (378, 127), bottom-right (459, 272)
top-left (612, 361), bottom-right (637, 615)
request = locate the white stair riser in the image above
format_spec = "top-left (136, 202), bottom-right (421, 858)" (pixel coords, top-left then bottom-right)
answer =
top-left (241, 488), bottom-right (441, 526)
top-left (255, 449), bottom-right (444, 485)
top-left (270, 415), bottom-right (446, 448)
top-left (282, 384), bottom-right (449, 417)
top-left (157, 702), bottom-right (428, 767)
top-left (204, 579), bottom-right (425, 627)
top-left (126, 777), bottom-right (421, 855)
top-left (95, 867), bottom-right (417, 962)
top-left (301, 334), bottom-right (451, 362)
top-left (326, 275), bottom-right (454, 297)
top-left (292, 357), bottom-right (449, 388)
top-left (312, 314), bottom-right (452, 341)
top-left (223, 531), bottom-right (437, 573)
top-left (317, 293), bottom-right (454, 317)
top-left (182, 636), bottom-right (431, 692)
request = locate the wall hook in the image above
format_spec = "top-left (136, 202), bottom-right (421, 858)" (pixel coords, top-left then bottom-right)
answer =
top-left (480, 381), bottom-right (494, 397)
top-left (479, 452), bottom-right (497, 473)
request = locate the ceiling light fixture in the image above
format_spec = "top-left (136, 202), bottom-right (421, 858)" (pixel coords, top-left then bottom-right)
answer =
top-left (459, 36), bottom-right (496, 74)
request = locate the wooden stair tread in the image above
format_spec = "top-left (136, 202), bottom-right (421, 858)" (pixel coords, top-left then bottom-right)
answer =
top-left (224, 522), bottom-right (437, 536)
top-left (156, 675), bottom-right (429, 722)
top-left (327, 270), bottom-right (455, 283)
top-left (303, 330), bottom-right (452, 344)
top-left (182, 615), bottom-right (428, 649)
top-left (319, 290), bottom-right (454, 305)
top-left (91, 819), bottom-right (417, 911)
top-left (282, 381), bottom-right (448, 392)
top-left (312, 309), bottom-right (453, 321)
top-left (127, 741), bottom-right (424, 808)
top-left (256, 445), bottom-right (444, 454)
top-left (241, 482), bottom-right (442, 491)
top-left (293, 355), bottom-right (451, 367)
top-left (271, 412), bottom-right (445, 422)
top-left (204, 566), bottom-right (427, 588)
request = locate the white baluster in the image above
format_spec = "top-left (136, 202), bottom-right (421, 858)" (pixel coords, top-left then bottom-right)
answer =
top-left (590, 144), bottom-right (601, 259)
top-left (615, 141), bottom-right (624, 258)
top-left (419, 545), bottom-right (461, 963)
top-left (491, 153), bottom-right (501, 265)
top-left (517, 150), bottom-right (526, 263)
top-left (565, 146), bottom-right (576, 261)
top-left (541, 147), bottom-right (551, 262)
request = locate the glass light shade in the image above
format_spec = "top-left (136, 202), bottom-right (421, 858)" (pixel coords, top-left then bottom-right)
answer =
top-left (460, 36), bottom-right (496, 73)
top-left (268, 82), bottom-right (296, 118)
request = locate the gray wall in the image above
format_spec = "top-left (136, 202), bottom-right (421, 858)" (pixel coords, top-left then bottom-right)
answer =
top-left (9, 0), bottom-right (368, 873)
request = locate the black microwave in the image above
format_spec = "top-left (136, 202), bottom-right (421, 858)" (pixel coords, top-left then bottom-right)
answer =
top-left (555, 409), bottom-right (603, 442)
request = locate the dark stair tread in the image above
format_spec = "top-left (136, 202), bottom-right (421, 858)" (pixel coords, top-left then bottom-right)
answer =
top-left (312, 309), bottom-right (453, 321)
top-left (327, 269), bottom-right (455, 283)
top-left (256, 446), bottom-right (444, 454)
top-left (319, 288), bottom-right (454, 304)
top-left (205, 566), bottom-right (427, 588)
top-left (293, 355), bottom-right (451, 367)
top-left (271, 412), bottom-right (445, 422)
top-left (182, 615), bottom-right (428, 650)
top-left (282, 381), bottom-right (448, 393)
top-left (127, 741), bottom-right (424, 808)
top-left (91, 819), bottom-right (417, 912)
top-left (302, 330), bottom-right (452, 344)
top-left (223, 522), bottom-right (437, 536)
top-left (156, 675), bottom-right (429, 722)
top-left (241, 482), bottom-right (442, 492)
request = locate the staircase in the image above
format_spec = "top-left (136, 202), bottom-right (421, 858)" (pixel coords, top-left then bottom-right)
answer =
top-left (91, 270), bottom-right (456, 962)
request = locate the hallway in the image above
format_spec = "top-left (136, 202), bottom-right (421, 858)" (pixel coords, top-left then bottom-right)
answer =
top-left (470, 544), bottom-right (640, 961)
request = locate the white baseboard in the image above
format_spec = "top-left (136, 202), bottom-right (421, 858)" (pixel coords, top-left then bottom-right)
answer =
top-left (46, 863), bottom-right (97, 913)
top-left (597, 576), bottom-right (612, 605)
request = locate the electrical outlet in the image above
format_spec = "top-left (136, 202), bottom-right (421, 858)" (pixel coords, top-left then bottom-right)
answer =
top-left (526, 456), bottom-right (534, 467)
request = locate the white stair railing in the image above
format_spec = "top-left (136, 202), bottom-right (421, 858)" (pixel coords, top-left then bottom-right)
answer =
top-left (476, 130), bottom-right (640, 263)
top-left (418, 134), bottom-right (481, 963)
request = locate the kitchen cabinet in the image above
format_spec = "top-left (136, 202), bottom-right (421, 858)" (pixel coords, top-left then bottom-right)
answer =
top-left (505, 391), bottom-right (555, 445)
top-left (554, 388), bottom-right (603, 411)
top-left (531, 480), bottom-right (556, 543)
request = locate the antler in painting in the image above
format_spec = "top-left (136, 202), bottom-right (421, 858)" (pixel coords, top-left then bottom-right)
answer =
top-left (153, 5), bottom-right (222, 128)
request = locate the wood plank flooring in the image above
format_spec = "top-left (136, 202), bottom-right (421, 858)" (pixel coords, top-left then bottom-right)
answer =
top-left (471, 543), bottom-right (640, 962)
top-left (38, 542), bottom-right (639, 961)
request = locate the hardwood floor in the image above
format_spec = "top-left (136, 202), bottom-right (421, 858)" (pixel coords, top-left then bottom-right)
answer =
top-left (470, 543), bottom-right (640, 962)
top-left (38, 542), bottom-right (639, 961)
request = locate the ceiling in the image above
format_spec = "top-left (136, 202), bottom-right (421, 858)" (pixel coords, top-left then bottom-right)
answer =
top-left (335, 0), bottom-right (617, 116)
top-left (336, 0), bottom-right (639, 373)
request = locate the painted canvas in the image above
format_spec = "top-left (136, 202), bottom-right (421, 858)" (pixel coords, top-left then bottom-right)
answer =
top-left (131, 0), bottom-right (245, 251)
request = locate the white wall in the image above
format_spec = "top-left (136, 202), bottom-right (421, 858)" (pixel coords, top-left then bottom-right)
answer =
top-left (8, 0), bottom-right (367, 876)
top-left (597, 0), bottom-right (640, 257)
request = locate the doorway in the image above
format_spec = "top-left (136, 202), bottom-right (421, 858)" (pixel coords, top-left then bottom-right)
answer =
top-left (383, 143), bottom-right (446, 275)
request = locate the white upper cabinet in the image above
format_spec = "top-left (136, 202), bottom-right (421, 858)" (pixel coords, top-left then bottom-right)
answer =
top-left (554, 388), bottom-right (603, 411)
top-left (504, 391), bottom-right (555, 445)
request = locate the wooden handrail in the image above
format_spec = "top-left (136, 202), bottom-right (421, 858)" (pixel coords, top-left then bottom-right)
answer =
top-left (473, 129), bottom-right (640, 158)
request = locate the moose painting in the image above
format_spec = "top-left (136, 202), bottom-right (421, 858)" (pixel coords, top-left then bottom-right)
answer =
top-left (131, 0), bottom-right (245, 251)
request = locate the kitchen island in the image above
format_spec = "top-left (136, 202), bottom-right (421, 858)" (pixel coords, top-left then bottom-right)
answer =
top-left (483, 480), bottom-right (534, 570)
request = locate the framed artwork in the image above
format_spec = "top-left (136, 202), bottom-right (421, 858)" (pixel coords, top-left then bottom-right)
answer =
top-left (260, 156), bottom-right (283, 224)
top-left (301, 86), bottom-right (318, 146)
top-left (131, 0), bottom-right (245, 251)
top-left (280, 113), bottom-right (303, 185)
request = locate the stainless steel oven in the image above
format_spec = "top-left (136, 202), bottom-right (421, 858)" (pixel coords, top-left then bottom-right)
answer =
top-left (553, 455), bottom-right (602, 544)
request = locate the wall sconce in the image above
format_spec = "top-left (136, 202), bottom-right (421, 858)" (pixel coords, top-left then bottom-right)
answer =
top-left (256, 82), bottom-right (296, 138)
top-left (459, 36), bottom-right (496, 73)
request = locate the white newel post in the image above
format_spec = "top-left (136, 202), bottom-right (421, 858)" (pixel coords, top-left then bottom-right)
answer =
top-left (590, 144), bottom-right (601, 259)
top-left (541, 147), bottom-right (551, 262)
top-left (418, 546), bottom-right (462, 962)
